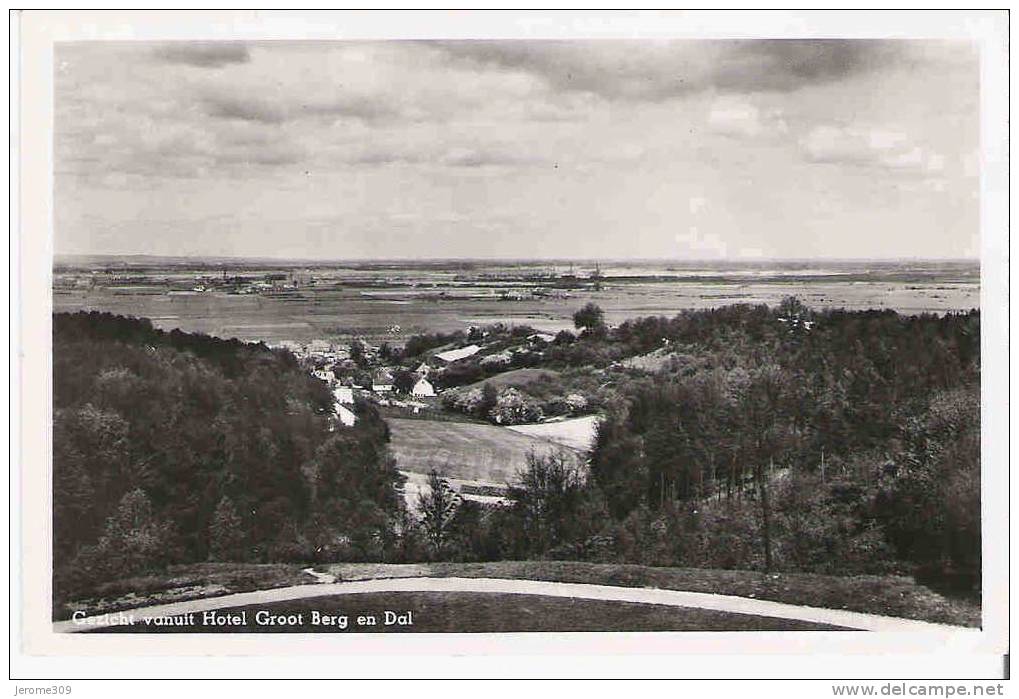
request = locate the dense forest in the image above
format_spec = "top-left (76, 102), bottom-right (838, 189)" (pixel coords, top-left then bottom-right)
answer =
top-left (53, 301), bottom-right (981, 609)
top-left (52, 312), bottom-right (405, 605)
top-left (402, 300), bottom-right (981, 592)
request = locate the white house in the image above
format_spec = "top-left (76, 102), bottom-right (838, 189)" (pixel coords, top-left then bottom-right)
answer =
top-left (411, 377), bottom-right (436, 397)
top-left (415, 362), bottom-right (431, 376)
top-left (333, 386), bottom-right (354, 405)
top-left (373, 369), bottom-right (395, 393)
top-left (435, 344), bottom-right (481, 363)
top-left (313, 369), bottom-right (335, 384)
top-left (335, 404), bottom-right (357, 427)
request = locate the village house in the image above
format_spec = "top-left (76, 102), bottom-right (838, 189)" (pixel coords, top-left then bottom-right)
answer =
top-left (274, 339), bottom-right (304, 354)
top-left (333, 386), bottom-right (354, 405)
top-left (410, 376), bottom-right (436, 397)
top-left (435, 344), bottom-right (481, 363)
top-left (372, 369), bottom-right (395, 393)
top-left (313, 368), bottom-right (335, 384)
top-left (335, 404), bottom-right (357, 427)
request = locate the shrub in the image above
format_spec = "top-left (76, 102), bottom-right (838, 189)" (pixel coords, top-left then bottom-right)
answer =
top-left (565, 393), bottom-right (588, 414)
top-left (510, 451), bottom-right (593, 555)
top-left (573, 303), bottom-right (606, 334)
top-left (209, 496), bottom-right (247, 561)
top-left (489, 388), bottom-right (544, 425)
top-left (62, 489), bottom-right (180, 598)
top-left (877, 388), bottom-right (980, 590)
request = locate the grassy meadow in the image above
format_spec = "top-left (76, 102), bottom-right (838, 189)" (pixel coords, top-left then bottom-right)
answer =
top-left (386, 417), bottom-right (577, 485)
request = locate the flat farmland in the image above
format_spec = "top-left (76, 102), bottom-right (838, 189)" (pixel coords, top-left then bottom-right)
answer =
top-left (386, 417), bottom-right (575, 485)
top-left (53, 259), bottom-right (980, 345)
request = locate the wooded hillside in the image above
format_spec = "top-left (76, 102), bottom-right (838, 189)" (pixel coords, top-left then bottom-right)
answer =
top-left (53, 312), bottom-right (405, 605)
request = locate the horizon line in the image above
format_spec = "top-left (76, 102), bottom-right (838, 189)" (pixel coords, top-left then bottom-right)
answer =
top-left (53, 253), bottom-right (982, 264)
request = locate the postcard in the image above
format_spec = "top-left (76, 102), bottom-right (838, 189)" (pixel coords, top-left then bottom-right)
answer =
top-left (11, 9), bottom-right (1010, 683)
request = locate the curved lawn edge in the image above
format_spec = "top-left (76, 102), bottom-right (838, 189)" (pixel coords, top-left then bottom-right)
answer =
top-left (325, 561), bottom-right (981, 628)
top-left (54, 576), bottom-right (975, 634)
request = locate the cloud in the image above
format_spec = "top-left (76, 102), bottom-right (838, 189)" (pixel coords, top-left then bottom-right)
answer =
top-left (202, 94), bottom-right (286, 124)
top-left (216, 141), bottom-right (305, 167)
top-left (714, 40), bottom-right (900, 92)
top-left (54, 90), bottom-right (308, 181)
top-left (326, 142), bottom-right (544, 170)
top-left (152, 42), bottom-right (251, 68)
top-left (799, 124), bottom-right (945, 173)
top-left (438, 147), bottom-right (539, 168)
top-left (707, 98), bottom-right (788, 139)
top-left (164, 42), bottom-right (546, 131)
top-left (296, 96), bottom-right (402, 123)
top-left (433, 40), bottom-right (909, 102)
top-left (346, 149), bottom-right (419, 166)
top-left (201, 89), bottom-right (402, 126)
top-left (709, 99), bottom-right (762, 136)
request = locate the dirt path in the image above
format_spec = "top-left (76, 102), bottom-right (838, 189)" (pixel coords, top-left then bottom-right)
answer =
top-left (54, 577), bottom-right (972, 634)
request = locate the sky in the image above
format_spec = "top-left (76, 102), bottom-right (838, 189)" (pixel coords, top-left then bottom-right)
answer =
top-left (55, 39), bottom-right (980, 260)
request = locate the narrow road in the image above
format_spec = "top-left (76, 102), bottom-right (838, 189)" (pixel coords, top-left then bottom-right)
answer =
top-left (54, 576), bottom-right (971, 634)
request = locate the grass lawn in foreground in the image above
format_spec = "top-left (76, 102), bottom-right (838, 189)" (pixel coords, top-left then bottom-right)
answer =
top-left (58, 561), bottom-right (980, 628)
top-left (88, 591), bottom-right (846, 633)
top-left (324, 561), bottom-right (981, 628)
top-left (55, 562), bottom-right (311, 621)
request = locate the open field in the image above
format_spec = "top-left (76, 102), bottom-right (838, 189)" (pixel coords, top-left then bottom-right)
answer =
top-left (466, 368), bottom-right (562, 390)
top-left (53, 259), bottom-right (980, 345)
top-left (88, 591), bottom-right (845, 633)
top-left (386, 417), bottom-right (576, 485)
top-left (506, 415), bottom-right (601, 452)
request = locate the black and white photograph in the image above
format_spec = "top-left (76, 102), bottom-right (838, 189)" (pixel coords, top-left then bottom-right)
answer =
top-left (11, 9), bottom-right (1011, 685)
